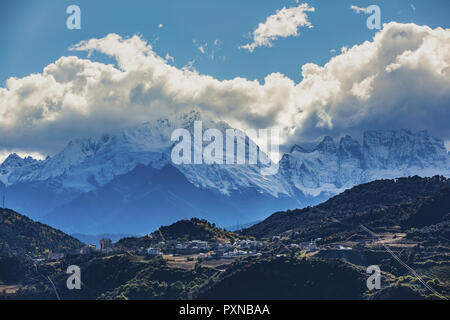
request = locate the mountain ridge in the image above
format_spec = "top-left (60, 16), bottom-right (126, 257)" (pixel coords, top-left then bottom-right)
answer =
top-left (0, 208), bottom-right (84, 259)
top-left (279, 129), bottom-right (449, 198)
top-left (241, 175), bottom-right (450, 239)
top-left (1, 111), bottom-right (449, 233)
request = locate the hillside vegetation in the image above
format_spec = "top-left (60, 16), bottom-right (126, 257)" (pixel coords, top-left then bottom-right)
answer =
top-left (117, 218), bottom-right (243, 250)
top-left (241, 176), bottom-right (450, 240)
top-left (1, 177), bottom-right (449, 300)
top-left (0, 208), bottom-right (84, 259)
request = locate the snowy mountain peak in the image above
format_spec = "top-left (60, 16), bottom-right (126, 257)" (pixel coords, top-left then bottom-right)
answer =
top-left (3, 118), bottom-right (449, 226)
top-left (0, 153), bottom-right (40, 184)
top-left (0, 153), bottom-right (38, 170)
top-left (339, 135), bottom-right (363, 160)
top-left (1, 153), bottom-right (22, 166)
top-left (279, 129), bottom-right (450, 198)
top-left (3, 123), bottom-right (449, 233)
top-left (362, 129), bottom-right (448, 170)
top-left (318, 136), bottom-right (337, 154)
top-left (65, 137), bottom-right (105, 158)
top-left (289, 144), bottom-right (312, 153)
top-left (0, 110), bottom-right (287, 198)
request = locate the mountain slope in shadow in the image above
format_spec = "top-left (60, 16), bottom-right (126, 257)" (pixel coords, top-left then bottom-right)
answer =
top-left (43, 164), bottom-right (297, 234)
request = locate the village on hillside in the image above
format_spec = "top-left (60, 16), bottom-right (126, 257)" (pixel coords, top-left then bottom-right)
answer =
top-left (40, 229), bottom-right (416, 271)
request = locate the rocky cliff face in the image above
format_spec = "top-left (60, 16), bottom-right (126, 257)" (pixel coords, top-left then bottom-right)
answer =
top-left (279, 129), bottom-right (449, 198)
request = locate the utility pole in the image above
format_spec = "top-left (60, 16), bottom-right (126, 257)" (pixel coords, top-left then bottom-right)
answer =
top-left (2, 195), bottom-right (5, 209)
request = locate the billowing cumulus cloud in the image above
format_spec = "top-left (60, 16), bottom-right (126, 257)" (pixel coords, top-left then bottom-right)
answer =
top-left (239, 3), bottom-right (315, 52)
top-left (0, 22), bottom-right (449, 161)
top-left (287, 22), bottom-right (450, 146)
top-left (0, 34), bottom-right (298, 158)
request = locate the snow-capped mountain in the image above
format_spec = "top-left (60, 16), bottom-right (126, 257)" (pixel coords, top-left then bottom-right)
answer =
top-left (279, 129), bottom-right (450, 199)
top-left (0, 110), bottom-right (288, 197)
top-left (1, 110), bottom-right (449, 234)
top-left (0, 153), bottom-right (40, 184)
top-left (0, 111), bottom-right (295, 231)
top-left (0, 116), bottom-right (180, 191)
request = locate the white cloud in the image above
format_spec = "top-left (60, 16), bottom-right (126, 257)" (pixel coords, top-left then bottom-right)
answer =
top-left (0, 34), bottom-right (297, 156)
top-left (165, 52), bottom-right (174, 63)
top-left (350, 5), bottom-right (367, 14)
top-left (158, 24), bottom-right (163, 29)
top-left (195, 39), bottom-right (222, 60)
top-left (1, 23), bottom-right (450, 159)
top-left (197, 43), bottom-right (206, 55)
top-left (287, 22), bottom-right (450, 144)
top-left (239, 3), bottom-right (315, 52)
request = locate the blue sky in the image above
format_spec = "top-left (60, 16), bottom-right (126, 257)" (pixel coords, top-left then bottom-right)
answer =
top-left (0, 0), bottom-right (449, 161)
top-left (1, 0), bottom-right (449, 85)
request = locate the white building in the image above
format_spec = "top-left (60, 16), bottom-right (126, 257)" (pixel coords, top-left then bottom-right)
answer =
top-left (147, 248), bottom-right (162, 256)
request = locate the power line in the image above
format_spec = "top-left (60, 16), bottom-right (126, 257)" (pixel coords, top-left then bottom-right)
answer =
top-left (25, 254), bottom-right (61, 300)
top-left (330, 216), bottom-right (446, 300)
top-left (359, 224), bottom-right (447, 300)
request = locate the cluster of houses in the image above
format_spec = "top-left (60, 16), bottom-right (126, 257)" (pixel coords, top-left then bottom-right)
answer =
top-left (45, 235), bottom-right (359, 262)
top-left (145, 239), bottom-right (267, 260)
top-left (276, 235), bottom-right (356, 253)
